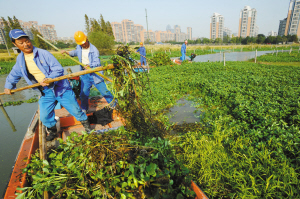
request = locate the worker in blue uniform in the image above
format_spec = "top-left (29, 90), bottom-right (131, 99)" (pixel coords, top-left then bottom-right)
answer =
top-left (4, 29), bottom-right (91, 141)
top-left (180, 40), bottom-right (188, 61)
top-left (136, 42), bottom-right (146, 66)
top-left (61, 31), bottom-right (116, 113)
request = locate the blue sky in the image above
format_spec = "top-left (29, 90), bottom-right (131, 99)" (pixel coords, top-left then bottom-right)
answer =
top-left (0, 0), bottom-right (289, 38)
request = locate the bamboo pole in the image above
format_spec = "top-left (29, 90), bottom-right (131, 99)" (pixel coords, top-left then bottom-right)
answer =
top-left (0, 99), bottom-right (16, 132)
top-left (0, 65), bottom-right (114, 96)
top-left (37, 35), bottom-right (112, 83)
top-left (38, 104), bottom-right (48, 199)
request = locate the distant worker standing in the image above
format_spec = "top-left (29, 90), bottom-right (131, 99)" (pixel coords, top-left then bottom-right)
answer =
top-left (61, 31), bottom-right (116, 113)
top-left (180, 40), bottom-right (188, 61)
top-left (136, 42), bottom-right (146, 66)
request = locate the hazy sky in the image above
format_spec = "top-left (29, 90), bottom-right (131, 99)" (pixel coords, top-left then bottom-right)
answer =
top-left (0, 0), bottom-right (289, 38)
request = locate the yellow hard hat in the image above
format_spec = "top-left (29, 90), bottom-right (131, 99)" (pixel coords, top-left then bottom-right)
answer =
top-left (140, 42), bottom-right (143, 45)
top-left (74, 31), bottom-right (87, 45)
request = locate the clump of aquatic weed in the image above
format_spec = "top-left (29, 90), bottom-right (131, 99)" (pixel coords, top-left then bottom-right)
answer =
top-left (20, 130), bottom-right (195, 198)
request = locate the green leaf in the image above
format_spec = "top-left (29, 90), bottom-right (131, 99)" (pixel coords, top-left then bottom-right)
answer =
top-left (122, 182), bottom-right (127, 188)
top-left (146, 163), bottom-right (157, 176)
top-left (129, 164), bottom-right (134, 174)
top-left (42, 160), bottom-right (49, 166)
top-left (120, 193), bottom-right (126, 199)
top-left (15, 192), bottom-right (26, 199)
top-left (42, 168), bottom-right (50, 173)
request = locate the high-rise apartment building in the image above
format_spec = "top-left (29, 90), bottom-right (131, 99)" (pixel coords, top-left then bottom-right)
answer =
top-left (278, 18), bottom-right (287, 36)
top-left (210, 13), bottom-right (224, 40)
top-left (223, 27), bottom-right (232, 38)
top-left (280, 0), bottom-right (300, 37)
top-left (187, 27), bottom-right (192, 40)
top-left (111, 22), bottom-right (123, 42)
top-left (174, 25), bottom-right (181, 42)
top-left (268, 31), bottom-right (278, 36)
top-left (121, 19), bottom-right (135, 43)
top-left (238, 6), bottom-right (258, 38)
top-left (134, 24), bottom-right (144, 42)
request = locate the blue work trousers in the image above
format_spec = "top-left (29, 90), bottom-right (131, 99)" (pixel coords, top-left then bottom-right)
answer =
top-left (80, 74), bottom-right (115, 111)
top-left (180, 53), bottom-right (186, 61)
top-left (39, 87), bottom-right (87, 128)
top-left (140, 57), bottom-right (146, 66)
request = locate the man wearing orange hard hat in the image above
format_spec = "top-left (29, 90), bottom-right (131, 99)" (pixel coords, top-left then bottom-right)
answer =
top-left (136, 42), bottom-right (146, 66)
top-left (61, 31), bottom-right (116, 114)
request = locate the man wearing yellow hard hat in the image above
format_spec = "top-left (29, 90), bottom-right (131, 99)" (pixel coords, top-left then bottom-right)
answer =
top-left (61, 31), bottom-right (116, 113)
top-left (136, 42), bottom-right (146, 66)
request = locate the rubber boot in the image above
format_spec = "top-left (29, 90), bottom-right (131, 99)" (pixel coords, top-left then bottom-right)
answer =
top-left (81, 120), bottom-right (92, 133)
top-left (46, 126), bottom-right (57, 141)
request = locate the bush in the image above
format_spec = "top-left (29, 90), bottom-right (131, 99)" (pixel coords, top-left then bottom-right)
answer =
top-left (88, 31), bottom-right (115, 55)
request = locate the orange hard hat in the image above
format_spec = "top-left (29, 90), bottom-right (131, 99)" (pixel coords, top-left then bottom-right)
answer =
top-left (74, 31), bottom-right (87, 45)
top-left (140, 42), bottom-right (143, 45)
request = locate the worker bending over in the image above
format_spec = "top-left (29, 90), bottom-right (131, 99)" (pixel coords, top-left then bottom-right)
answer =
top-left (180, 40), bottom-right (188, 61)
top-left (4, 29), bottom-right (91, 141)
top-left (61, 31), bottom-right (116, 113)
top-left (136, 42), bottom-right (146, 66)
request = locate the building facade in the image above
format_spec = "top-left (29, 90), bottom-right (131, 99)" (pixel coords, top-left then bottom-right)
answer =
top-left (111, 22), bottom-right (123, 42)
top-left (268, 31), bottom-right (278, 36)
top-left (134, 24), bottom-right (144, 42)
top-left (210, 13), bottom-right (224, 40)
top-left (187, 27), bottom-right (192, 40)
top-left (223, 27), bottom-right (232, 38)
top-left (110, 20), bottom-right (189, 43)
top-left (280, 0), bottom-right (300, 37)
top-left (278, 18), bottom-right (287, 36)
top-left (121, 19), bottom-right (135, 43)
top-left (238, 6), bottom-right (258, 38)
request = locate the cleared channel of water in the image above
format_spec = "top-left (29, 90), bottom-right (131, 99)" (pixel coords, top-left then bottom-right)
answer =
top-left (166, 98), bottom-right (202, 125)
top-left (192, 50), bottom-right (288, 62)
top-left (0, 65), bottom-right (81, 197)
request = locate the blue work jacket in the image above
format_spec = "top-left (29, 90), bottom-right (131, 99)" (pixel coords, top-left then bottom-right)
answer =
top-left (5, 46), bottom-right (70, 97)
top-left (69, 43), bottom-right (103, 84)
top-left (137, 46), bottom-right (146, 56)
top-left (181, 43), bottom-right (186, 54)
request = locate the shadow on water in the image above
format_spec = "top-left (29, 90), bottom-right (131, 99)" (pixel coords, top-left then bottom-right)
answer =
top-left (166, 98), bottom-right (204, 134)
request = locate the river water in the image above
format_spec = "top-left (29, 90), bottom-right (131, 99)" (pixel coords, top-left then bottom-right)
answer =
top-left (0, 50), bottom-right (279, 196)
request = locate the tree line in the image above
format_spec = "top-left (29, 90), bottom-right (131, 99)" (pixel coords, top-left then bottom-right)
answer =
top-left (1, 15), bottom-right (115, 54)
top-left (187, 34), bottom-right (299, 45)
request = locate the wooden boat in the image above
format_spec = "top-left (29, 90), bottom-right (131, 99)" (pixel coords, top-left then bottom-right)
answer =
top-left (3, 97), bottom-right (208, 199)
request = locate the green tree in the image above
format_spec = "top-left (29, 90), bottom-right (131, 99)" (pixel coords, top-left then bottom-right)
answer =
top-left (31, 27), bottom-right (48, 49)
top-left (106, 21), bottom-right (114, 37)
top-left (202, 38), bottom-right (210, 44)
top-left (88, 31), bottom-right (114, 55)
top-left (257, 34), bottom-right (265, 44)
top-left (276, 36), bottom-right (283, 44)
top-left (100, 14), bottom-right (107, 33)
top-left (230, 36), bottom-right (237, 44)
top-left (13, 16), bottom-right (22, 30)
top-left (223, 35), bottom-right (230, 43)
top-left (84, 14), bottom-right (90, 34)
top-left (1, 17), bottom-right (13, 48)
top-left (291, 34), bottom-right (298, 43)
top-left (282, 35), bottom-right (287, 44)
top-left (90, 18), bottom-right (101, 32)
top-left (214, 38), bottom-right (222, 44)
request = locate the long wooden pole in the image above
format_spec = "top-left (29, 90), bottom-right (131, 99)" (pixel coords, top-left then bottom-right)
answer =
top-left (0, 99), bottom-right (16, 132)
top-left (0, 65), bottom-right (114, 96)
top-left (37, 35), bottom-right (112, 82)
